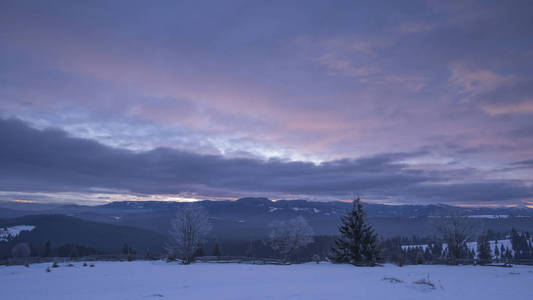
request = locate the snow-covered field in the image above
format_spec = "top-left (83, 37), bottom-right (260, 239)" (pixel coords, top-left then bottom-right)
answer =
top-left (1, 261), bottom-right (532, 300)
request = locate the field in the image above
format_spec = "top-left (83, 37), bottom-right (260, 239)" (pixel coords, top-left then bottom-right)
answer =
top-left (1, 261), bottom-right (532, 299)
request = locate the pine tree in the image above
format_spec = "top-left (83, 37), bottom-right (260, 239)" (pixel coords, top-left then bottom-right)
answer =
top-left (43, 240), bottom-right (51, 257)
top-left (212, 242), bottom-right (222, 257)
top-left (329, 197), bottom-right (380, 265)
top-left (494, 243), bottom-right (500, 258)
top-left (194, 244), bottom-right (205, 258)
top-left (477, 233), bottom-right (492, 265)
top-left (246, 241), bottom-right (254, 258)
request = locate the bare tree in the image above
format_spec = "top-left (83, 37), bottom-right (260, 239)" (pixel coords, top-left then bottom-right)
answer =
top-left (268, 216), bottom-right (314, 262)
top-left (165, 204), bottom-right (211, 264)
top-left (434, 214), bottom-right (478, 264)
top-left (11, 243), bottom-right (31, 262)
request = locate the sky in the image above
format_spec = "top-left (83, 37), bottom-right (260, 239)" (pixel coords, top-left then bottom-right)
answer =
top-left (1, 0), bottom-right (532, 206)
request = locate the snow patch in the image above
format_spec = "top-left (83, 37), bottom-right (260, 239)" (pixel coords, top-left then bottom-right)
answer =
top-left (402, 239), bottom-right (514, 258)
top-left (0, 225), bottom-right (36, 242)
top-left (467, 215), bottom-right (509, 219)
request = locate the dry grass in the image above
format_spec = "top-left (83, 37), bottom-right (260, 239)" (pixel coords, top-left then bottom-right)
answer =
top-left (413, 278), bottom-right (436, 289)
top-left (383, 276), bottom-right (403, 283)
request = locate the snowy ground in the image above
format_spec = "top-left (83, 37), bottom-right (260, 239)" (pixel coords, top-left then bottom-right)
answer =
top-left (1, 261), bottom-right (532, 300)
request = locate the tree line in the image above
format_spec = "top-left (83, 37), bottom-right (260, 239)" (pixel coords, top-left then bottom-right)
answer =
top-left (2, 198), bottom-right (532, 267)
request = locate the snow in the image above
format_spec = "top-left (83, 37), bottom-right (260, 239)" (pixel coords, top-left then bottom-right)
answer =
top-left (1, 261), bottom-right (532, 299)
top-left (268, 207), bottom-right (280, 213)
top-left (0, 225), bottom-right (35, 242)
top-left (467, 215), bottom-right (509, 219)
top-left (290, 207), bottom-right (321, 213)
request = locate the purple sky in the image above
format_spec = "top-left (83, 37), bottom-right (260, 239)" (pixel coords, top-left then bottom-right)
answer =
top-left (1, 0), bottom-right (532, 206)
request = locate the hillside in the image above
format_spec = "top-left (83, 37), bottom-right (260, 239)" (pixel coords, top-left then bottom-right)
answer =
top-left (0, 215), bottom-right (165, 254)
top-left (1, 198), bottom-right (533, 239)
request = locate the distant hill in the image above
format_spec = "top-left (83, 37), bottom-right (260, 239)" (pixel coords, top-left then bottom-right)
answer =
top-left (1, 198), bottom-right (532, 239)
top-left (0, 214), bottom-right (165, 254)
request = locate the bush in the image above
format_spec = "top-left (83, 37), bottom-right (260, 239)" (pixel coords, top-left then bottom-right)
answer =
top-left (46, 267), bottom-right (51, 273)
top-left (52, 262), bottom-right (59, 268)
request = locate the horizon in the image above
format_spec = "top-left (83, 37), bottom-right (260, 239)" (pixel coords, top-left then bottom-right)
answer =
top-left (1, 1), bottom-right (532, 207)
top-left (2, 197), bottom-right (531, 209)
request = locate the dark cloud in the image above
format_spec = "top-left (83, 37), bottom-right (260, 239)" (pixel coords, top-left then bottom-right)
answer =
top-left (1, 118), bottom-right (531, 204)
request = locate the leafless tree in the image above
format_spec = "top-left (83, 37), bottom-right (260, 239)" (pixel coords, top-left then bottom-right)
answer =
top-left (165, 204), bottom-right (211, 264)
top-left (268, 216), bottom-right (314, 262)
top-left (11, 243), bottom-right (31, 262)
top-left (434, 214), bottom-right (478, 264)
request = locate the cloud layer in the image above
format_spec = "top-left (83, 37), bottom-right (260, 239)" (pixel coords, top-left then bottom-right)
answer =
top-left (0, 1), bottom-right (532, 205)
top-left (1, 118), bottom-right (531, 205)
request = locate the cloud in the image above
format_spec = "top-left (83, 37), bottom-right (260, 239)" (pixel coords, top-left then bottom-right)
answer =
top-left (1, 118), bottom-right (531, 205)
top-left (1, 0), bottom-right (533, 206)
top-left (481, 101), bottom-right (533, 116)
top-left (448, 63), bottom-right (515, 97)
top-left (313, 53), bottom-right (380, 78)
top-left (394, 22), bottom-right (435, 34)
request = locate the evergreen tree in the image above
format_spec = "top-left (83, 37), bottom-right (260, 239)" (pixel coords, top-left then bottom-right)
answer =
top-left (145, 249), bottom-right (154, 260)
top-left (477, 233), bottom-right (492, 265)
top-left (329, 197), bottom-right (380, 265)
top-left (431, 242), bottom-right (443, 260)
top-left (494, 243), bottom-right (500, 258)
top-left (415, 250), bottom-right (425, 264)
top-left (43, 240), bottom-right (51, 257)
top-left (504, 247), bottom-right (513, 259)
top-left (213, 242), bottom-right (222, 257)
top-left (194, 244), bottom-right (205, 257)
top-left (122, 243), bottom-right (129, 255)
top-left (246, 241), bottom-right (254, 258)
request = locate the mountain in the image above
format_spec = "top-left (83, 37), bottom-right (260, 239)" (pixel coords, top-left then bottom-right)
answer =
top-left (1, 198), bottom-right (532, 239)
top-left (0, 214), bottom-right (165, 253)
